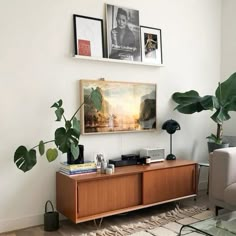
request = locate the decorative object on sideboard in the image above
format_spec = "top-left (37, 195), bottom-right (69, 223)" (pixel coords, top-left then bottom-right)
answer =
top-left (107, 163), bottom-right (115, 173)
top-left (106, 4), bottom-right (141, 62)
top-left (73, 14), bottom-right (104, 58)
top-left (14, 85), bottom-right (102, 172)
top-left (172, 72), bottom-right (236, 153)
top-left (95, 153), bottom-right (105, 171)
top-left (101, 159), bottom-right (108, 174)
top-left (80, 80), bottom-right (157, 134)
top-left (140, 26), bottom-right (163, 64)
top-left (162, 119), bottom-right (181, 160)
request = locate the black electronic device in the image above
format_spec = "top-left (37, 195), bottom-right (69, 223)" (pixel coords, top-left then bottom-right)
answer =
top-left (121, 154), bottom-right (139, 160)
top-left (109, 158), bottom-right (137, 167)
top-left (136, 156), bottom-right (149, 165)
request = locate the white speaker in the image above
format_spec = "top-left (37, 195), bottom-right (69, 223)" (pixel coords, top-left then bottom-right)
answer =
top-left (140, 147), bottom-right (165, 163)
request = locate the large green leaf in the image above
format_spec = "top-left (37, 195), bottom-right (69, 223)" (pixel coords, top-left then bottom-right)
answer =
top-left (46, 148), bottom-right (58, 162)
top-left (55, 127), bottom-right (69, 153)
top-left (51, 99), bottom-right (64, 121)
top-left (70, 143), bottom-right (79, 159)
top-left (172, 91), bottom-right (214, 114)
top-left (55, 127), bottom-right (79, 153)
top-left (215, 72), bottom-right (236, 104)
top-left (14, 146), bottom-right (37, 172)
top-left (72, 117), bottom-right (80, 138)
top-left (206, 133), bottom-right (222, 144)
top-left (55, 108), bottom-right (64, 121)
top-left (38, 140), bottom-right (45, 156)
top-left (91, 87), bottom-right (102, 111)
top-left (51, 99), bottom-right (63, 108)
top-left (228, 96), bottom-right (236, 111)
top-left (211, 107), bottom-right (231, 123)
top-left (172, 90), bottom-right (200, 104)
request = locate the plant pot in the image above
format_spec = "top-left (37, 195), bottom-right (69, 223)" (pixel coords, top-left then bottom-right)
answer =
top-left (67, 145), bottom-right (84, 164)
top-left (207, 142), bottom-right (229, 153)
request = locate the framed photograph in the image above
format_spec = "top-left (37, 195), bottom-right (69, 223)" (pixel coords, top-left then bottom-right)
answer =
top-left (80, 80), bottom-right (157, 134)
top-left (73, 14), bottom-right (104, 58)
top-left (140, 26), bottom-right (163, 64)
top-left (106, 4), bottom-right (141, 62)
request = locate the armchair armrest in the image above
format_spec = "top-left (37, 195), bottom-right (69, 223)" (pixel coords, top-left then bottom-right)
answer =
top-left (209, 147), bottom-right (236, 201)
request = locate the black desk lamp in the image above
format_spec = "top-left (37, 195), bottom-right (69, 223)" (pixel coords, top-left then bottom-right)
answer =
top-left (162, 119), bottom-right (181, 160)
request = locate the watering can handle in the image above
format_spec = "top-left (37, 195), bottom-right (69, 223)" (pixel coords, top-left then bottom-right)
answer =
top-left (45, 200), bottom-right (54, 213)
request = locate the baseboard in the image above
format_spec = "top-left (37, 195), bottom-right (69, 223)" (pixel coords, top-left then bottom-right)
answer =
top-left (0, 214), bottom-right (44, 234)
top-left (0, 213), bottom-right (67, 234)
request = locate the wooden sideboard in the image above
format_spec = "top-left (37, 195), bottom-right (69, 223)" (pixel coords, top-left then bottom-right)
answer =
top-left (56, 159), bottom-right (197, 223)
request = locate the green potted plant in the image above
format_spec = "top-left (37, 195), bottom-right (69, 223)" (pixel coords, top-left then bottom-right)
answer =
top-left (172, 72), bottom-right (236, 152)
top-left (14, 87), bottom-right (102, 172)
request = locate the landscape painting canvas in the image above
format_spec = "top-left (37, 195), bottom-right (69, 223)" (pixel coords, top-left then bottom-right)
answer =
top-left (80, 80), bottom-right (157, 134)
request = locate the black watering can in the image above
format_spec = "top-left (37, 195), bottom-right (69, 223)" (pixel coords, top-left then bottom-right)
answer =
top-left (44, 200), bottom-right (59, 231)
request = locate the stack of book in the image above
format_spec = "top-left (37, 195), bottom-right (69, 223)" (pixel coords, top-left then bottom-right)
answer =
top-left (59, 162), bottom-right (97, 176)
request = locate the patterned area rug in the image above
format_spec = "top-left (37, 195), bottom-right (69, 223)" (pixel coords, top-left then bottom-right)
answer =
top-left (5, 204), bottom-right (213, 236)
top-left (78, 205), bottom-right (213, 236)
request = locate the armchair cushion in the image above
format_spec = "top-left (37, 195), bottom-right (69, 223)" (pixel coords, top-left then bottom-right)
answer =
top-left (224, 183), bottom-right (236, 206)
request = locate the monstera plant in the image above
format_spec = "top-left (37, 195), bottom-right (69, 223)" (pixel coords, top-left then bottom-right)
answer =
top-left (14, 87), bottom-right (102, 172)
top-left (172, 72), bottom-right (236, 149)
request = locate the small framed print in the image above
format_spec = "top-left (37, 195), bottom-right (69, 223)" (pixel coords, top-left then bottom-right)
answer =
top-left (140, 26), bottom-right (163, 64)
top-left (73, 14), bottom-right (104, 58)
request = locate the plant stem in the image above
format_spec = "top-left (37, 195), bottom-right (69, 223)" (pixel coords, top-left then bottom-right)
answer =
top-left (216, 123), bottom-right (223, 143)
top-left (63, 114), bottom-right (66, 123)
top-left (31, 140), bottom-right (55, 149)
top-left (70, 101), bottom-right (85, 122)
top-left (70, 94), bottom-right (91, 122)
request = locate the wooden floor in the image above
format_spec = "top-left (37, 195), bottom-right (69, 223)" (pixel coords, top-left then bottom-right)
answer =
top-left (0, 190), bottom-right (210, 236)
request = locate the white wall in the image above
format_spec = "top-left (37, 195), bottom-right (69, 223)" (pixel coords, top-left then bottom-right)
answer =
top-left (221, 0), bottom-right (236, 135)
top-left (0, 0), bottom-right (221, 232)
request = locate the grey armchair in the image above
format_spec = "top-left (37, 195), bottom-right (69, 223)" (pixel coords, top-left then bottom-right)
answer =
top-left (209, 147), bottom-right (236, 215)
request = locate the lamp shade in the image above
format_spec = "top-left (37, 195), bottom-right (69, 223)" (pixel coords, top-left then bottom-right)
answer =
top-left (162, 119), bottom-right (181, 134)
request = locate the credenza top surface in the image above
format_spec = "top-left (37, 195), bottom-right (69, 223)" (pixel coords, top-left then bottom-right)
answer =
top-left (57, 159), bottom-right (197, 182)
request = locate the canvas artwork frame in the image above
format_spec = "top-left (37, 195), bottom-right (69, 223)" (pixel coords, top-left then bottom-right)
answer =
top-left (73, 14), bottom-right (104, 58)
top-left (106, 4), bottom-right (141, 62)
top-left (80, 80), bottom-right (157, 134)
top-left (140, 26), bottom-right (163, 64)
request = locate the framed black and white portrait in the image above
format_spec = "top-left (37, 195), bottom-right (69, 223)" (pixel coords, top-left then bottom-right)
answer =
top-left (73, 14), bottom-right (104, 58)
top-left (106, 4), bottom-right (141, 62)
top-left (140, 26), bottom-right (163, 64)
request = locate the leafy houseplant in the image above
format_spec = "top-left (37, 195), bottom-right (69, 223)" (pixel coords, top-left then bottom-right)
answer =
top-left (172, 72), bottom-right (236, 150)
top-left (14, 87), bottom-right (102, 172)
